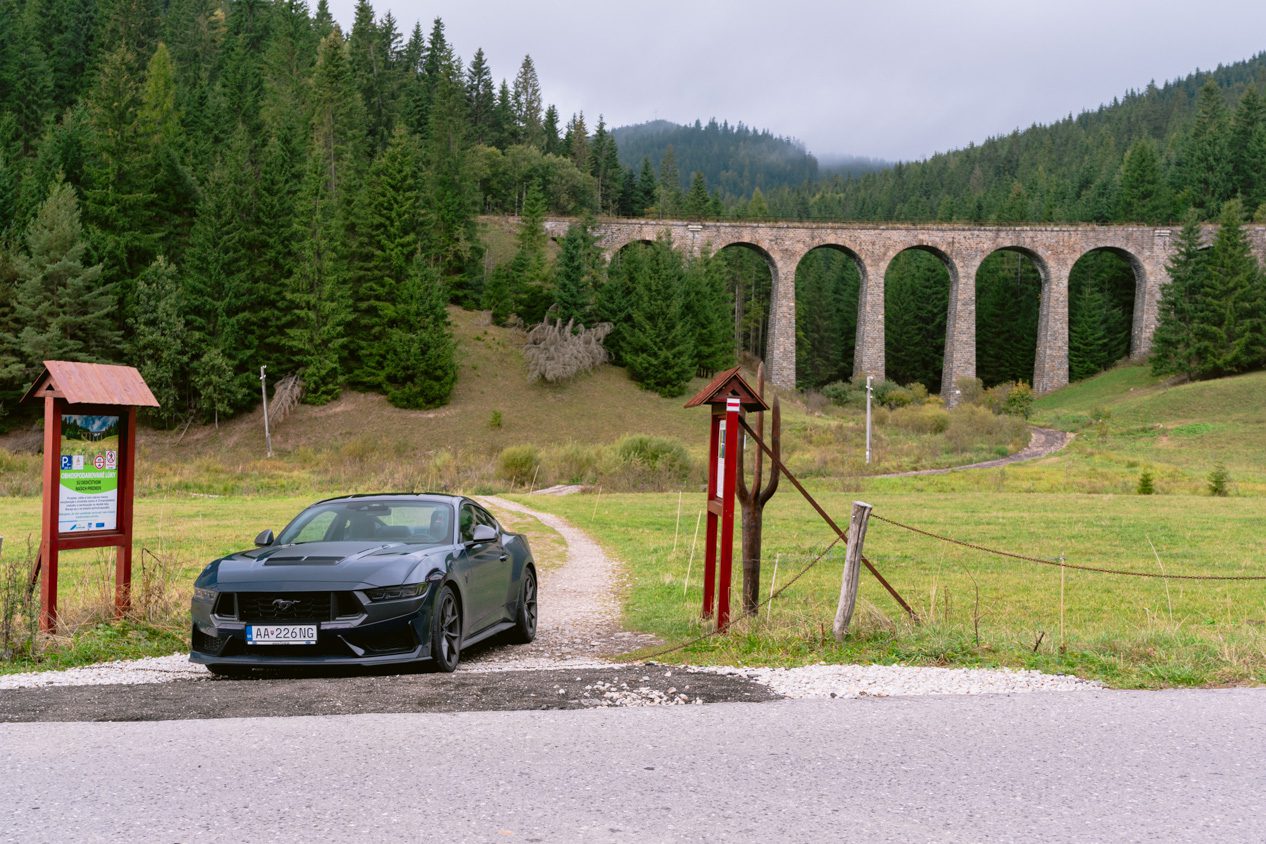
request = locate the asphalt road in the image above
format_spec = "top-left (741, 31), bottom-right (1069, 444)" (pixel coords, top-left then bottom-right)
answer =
top-left (2, 687), bottom-right (1263, 843)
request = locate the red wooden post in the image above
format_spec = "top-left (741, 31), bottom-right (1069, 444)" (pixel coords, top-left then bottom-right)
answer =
top-left (717, 396), bottom-right (741, 629)
top-left (40, 395), bottom-right (61, 631)
top-left (114, 406), bottom-right (138, 616)
top-left (702, 410), bottom-right (720, 618)
top-left (683, 367), bottom-right (769, 632)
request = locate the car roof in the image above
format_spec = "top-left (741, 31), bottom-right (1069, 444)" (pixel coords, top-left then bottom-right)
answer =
top-left (310, 492), bottom-right (466, 507)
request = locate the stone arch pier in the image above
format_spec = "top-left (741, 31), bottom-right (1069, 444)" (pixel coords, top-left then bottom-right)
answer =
top-left (544, 218), bottom-right (1266, 397)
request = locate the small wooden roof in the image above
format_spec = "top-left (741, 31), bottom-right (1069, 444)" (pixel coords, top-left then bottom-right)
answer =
top-left (683, 366), bottom-right (770, 412)
top-left (21, 361), bottom-right (160, 408)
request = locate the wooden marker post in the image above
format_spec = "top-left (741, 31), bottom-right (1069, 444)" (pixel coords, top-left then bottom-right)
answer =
top-left (833, 501), bottom-right (873, 640)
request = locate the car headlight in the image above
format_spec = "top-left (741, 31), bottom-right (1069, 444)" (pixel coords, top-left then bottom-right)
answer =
top-left (364, 583), bottom-right (429, 602)
top-left (193, 586), bottom-right (217, 602)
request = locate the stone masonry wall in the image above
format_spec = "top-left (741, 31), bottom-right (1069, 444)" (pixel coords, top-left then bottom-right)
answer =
top-left (543, 219), bottom-right (1266, 399)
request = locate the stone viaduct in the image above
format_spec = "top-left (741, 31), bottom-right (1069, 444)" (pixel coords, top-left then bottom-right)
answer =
top-left (545, 218), bottom-right (1266, 397)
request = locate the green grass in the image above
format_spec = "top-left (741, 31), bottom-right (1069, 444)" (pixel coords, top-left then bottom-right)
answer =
top-left (511, 489), bottom-right (1266, 688)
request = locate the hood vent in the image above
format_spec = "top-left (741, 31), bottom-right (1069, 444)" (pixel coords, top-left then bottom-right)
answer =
top-left (264, 555), bottom-right (343, 566)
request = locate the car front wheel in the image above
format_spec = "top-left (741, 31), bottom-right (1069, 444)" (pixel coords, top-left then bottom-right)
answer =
top-left (430, 586), bottom-right (462, 672)
top-left (509, 567), bottom-right (537, 644)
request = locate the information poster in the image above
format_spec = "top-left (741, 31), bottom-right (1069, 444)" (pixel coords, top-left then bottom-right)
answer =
top-left (58, 414), bottom-right (120, 533)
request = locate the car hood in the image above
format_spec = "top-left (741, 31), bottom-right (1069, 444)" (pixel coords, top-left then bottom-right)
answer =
top-left (202, 541), bottom-right (451, 590)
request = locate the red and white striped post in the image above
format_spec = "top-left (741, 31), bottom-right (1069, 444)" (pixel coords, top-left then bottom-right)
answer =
top-left (716, 396), bottom-right (741, 629)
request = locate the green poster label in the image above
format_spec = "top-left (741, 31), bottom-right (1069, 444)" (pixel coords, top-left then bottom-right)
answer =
top-left (58, 415), bottom-right (121, 533)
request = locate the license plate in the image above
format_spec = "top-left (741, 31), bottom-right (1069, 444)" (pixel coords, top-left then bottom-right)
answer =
top-left (246, 624), bottom-right (318, 645)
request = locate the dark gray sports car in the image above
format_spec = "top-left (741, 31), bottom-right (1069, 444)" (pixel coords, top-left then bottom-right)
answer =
top-left (189, 494), bottom-right (537, 675)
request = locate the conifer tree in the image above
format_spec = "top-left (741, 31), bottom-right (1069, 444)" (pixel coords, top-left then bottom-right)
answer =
top-left (383, 256), bottom-right (457, 409)
top-left (508, 182), bottom-right (552, 322)
top-left (13, 178), bottom-right (118, 384)
top-left (552, 216), bottom-right (602, 325)
top-left (465, 48), bottom-right (496, 146)
top-left (596, 244), bottom-right (638, 365)
top-left (1190, 198), bottom-right (1266, 377)
top-left (657, 146), bottom-right (681, 216)
top-left (1228, 87), bottom-right (1266, 213)
top-left (1150, 210), bottom-right (1206, 377)
top-left (511, 55), bottom-right (543, 149)
top-left (636, 157), bottom-right (656, 216)
top-left (589, 116), bottom-right (620, 212)
top-left (623, 236), bottom-right (695, 396)
top-left (5, 9), bottom-right (54, 150)
top-left (684, 171), bottom-right (710, 219)
top-left (682, 251), bottom-right (734, 375)
top-left (348, 0), bottom-right (392, 152)
top-left (131, 256), bottom-right (188, 425)
top-left (566, 112), bottom-right (589, 172)
top-left (1068, 280), bottom-right (1113, 380)
top-left (1117, 138), bottom-right (1170, 224)
top-left (542, 104), bottom-right (562, 156)
top-left (84, 45), bottom-right (159, 311)
top-left (138, 42), bottom-right (197, 260)
top-left (420, 41), bottom-right (482, 302)
top-left (1174, 79), bottom-right (1230, 217)
top-left (347, 125), bottom-right (424, 384)
top-left (492, 80), bottom-right (516, 148)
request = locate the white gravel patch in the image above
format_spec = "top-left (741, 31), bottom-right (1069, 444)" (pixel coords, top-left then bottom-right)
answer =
top-left (0, 654), bottom-right (208, 689)
top-left (700, 662), bottom-right (1100, 699)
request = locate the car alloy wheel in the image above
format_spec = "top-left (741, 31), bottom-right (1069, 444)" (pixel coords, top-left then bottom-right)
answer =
top-left (510, 567), bottom-right (537, 644)
top-left (431, 586), bottom-right (461, 672)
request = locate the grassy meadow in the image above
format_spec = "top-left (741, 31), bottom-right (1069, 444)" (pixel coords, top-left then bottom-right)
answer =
top-left (1, 325), bottom-right (1264, 685)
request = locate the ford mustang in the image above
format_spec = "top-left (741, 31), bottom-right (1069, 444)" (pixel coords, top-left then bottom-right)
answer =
top-left (189, 494), bottom-right (537, 675)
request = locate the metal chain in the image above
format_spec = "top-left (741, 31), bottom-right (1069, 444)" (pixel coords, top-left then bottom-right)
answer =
top-left (638, 536), bottom-right (844, 660)
top-left (870, 513), bottom-right (1266, 581)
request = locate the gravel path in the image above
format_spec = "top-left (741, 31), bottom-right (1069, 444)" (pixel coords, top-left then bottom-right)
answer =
top-left (0, 497), bottom-right (1099, 702)
top-left (874, 425), bottom-right (1072, 478)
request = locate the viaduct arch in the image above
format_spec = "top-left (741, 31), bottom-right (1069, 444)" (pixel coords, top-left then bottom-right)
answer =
top-left (545, 218), bottom-right (1266, 397)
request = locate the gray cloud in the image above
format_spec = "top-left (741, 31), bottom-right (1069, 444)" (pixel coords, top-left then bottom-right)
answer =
top-left (332, 0), bottom-right (1266, 161)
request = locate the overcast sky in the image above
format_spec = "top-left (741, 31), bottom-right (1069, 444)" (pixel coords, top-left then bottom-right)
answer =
top-left (329, 0), bottom-right (1266, 163)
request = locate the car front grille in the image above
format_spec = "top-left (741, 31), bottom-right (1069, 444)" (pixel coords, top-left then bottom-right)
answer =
top-left (237, 592), bottom-right (335, 622)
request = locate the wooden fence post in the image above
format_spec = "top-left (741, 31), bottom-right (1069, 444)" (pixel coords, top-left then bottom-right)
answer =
top-left (833, 501), bottom-right (873, 640)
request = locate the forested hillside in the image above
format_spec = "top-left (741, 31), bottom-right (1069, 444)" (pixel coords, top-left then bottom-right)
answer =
top-left (762, 53), bottom-right (1266, 224)
top-left (612, 119), bottom-right (885, 211)
top-left (0, 0), bottom-right (668, 429)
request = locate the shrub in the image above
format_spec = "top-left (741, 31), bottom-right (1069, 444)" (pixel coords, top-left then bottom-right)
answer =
top-left (1137, 468), bottom-right (1155, 495)
top-left (954, 376), bottom-right (984, 406)
top-left (1207, 463), bottom-right (1230, 497)
top-left (821, 381), bottom-right (855, 406)
top-left (1003, 382), bottom-right (1034, 418)
top-left (489, 410), bottom-right (503, 429)
top-left (888, 404), bottom-right (950, 434)
top-left (522, 317), bottom-right (612, 383)
top-left (497, 445), bottom-right (540, 486)
top-left (943, 404), bottom-right (1028, 454)
top-left (605, 435), bottom-right (692, 489)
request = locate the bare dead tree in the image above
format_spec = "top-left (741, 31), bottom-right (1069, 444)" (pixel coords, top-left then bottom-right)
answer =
top-left (523, 315), bottom-right (612, 383)
top-left (270, 375), bottom-right (305, 425)
top-left (736, 362), bottom-right (780, 614)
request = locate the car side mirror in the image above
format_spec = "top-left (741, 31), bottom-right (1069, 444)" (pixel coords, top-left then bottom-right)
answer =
top-left (468, 524), bottom-right (498, 545)
top-left (255, 529), bottom-right (275, 547)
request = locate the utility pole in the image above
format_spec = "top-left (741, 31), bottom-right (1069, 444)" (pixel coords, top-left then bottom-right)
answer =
top-left (865, 375), bottom-right (873, 464)
top-left (260, 366), bottom-right (273, 458)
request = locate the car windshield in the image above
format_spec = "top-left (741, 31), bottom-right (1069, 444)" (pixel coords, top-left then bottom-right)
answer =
top-left (276, 501), bottom-right (454, 546)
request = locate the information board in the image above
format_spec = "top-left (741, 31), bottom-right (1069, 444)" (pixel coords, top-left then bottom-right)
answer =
top-left (58, 414), bottom-right (120, 533)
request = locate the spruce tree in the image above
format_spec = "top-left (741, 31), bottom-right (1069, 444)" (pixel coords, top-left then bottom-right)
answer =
top-left (623, 236), bottom-right (695, 396)
top-left (131, 256), bottom-right (188, 425)
top-left (658, 146), bottom-right (681, 215)
top-left (420, 41), bottom-right (482, 302)
top-left (552, 217), bottom-right (601, 325)
top-left (685, 171), bottom-right (710, 219)
top-left (596, 245), bottom-right (639, 365)
top-left (511, 55), bottom-right (543, 149)
top-left (465, 48), bottom-right (495, 146)
top-left (138, 42), bottom-right (197, 261)
top-left (1150, 210), bottom-right (1205, 377)
top-left (383, 256), bottom-right (457, 409)
top-left (347, 125), bottom-right (424, 385)
top-left (14, 178), bottom-right (118, 384)
top-left (508, 182), bottom-right (552, 323)
top-left (683, 251), bottom-right (734, 375)
top-left (1068, 280), bottom-right (1112, 380)
top-left (1228, 88), bottom-right (1266, 213)
top-left (1174, 79), bottom-right (1230, 217)
top-left (1190, 199), bottom-right (1265, 377)
top-left (1117, 138), bottom-right (1170, 224)
top-left (542, 104), bottom-right (562, 156)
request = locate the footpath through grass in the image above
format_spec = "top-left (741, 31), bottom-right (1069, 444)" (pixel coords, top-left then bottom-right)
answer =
top-left (512, 489), bottom-right (1266, 688)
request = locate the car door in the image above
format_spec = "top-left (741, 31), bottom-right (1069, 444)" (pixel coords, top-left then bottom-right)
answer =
top-left (456, 502), bottom-right (506, 633)
top-left (474, 506), bottom-right (515, 625)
